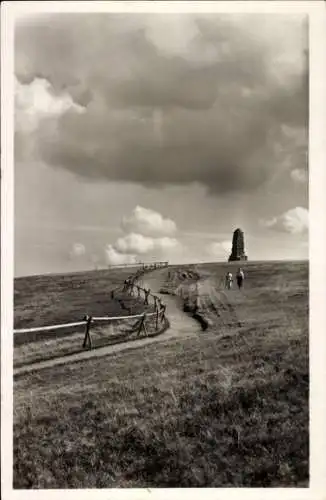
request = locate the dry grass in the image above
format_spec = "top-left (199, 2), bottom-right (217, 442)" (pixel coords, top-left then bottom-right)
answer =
top-left (13, 260), bottom-right (308, 488)
top-left (14, 267), bottom-right (155, 367)
top-left (14, 267), bottom-right (145, 330)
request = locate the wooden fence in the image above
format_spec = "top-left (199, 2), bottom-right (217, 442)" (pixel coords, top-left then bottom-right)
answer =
top-left (108, 261), bottom-right (168, 270)
top-left (14, 265), bottom-right (169, 350)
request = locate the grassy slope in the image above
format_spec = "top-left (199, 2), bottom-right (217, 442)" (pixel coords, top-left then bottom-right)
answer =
top-left (13, 261), bottom-right (309, 488)
top-left (14, 267), bottom-right (144, 329)
top-left (14, 267), bottom-right (156, 366)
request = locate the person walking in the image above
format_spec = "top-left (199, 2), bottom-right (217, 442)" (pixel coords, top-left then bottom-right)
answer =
top-left (236, 268), bottom-right (244, 290)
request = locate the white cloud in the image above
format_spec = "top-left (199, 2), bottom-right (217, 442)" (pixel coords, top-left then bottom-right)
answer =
top-left (207, 240), bottom-right (231, 257)
top-left (291, 168), bottom-right (308, 183)
top-left (105, 245), bottom-right (137, 266)
top-left (105, 206), bottom-right (180, 264)
top-left (115, 233), bottom-right (155, 255)
top-left (114, 232), bottom-right (180, 256)
top-left (69, 242), bottom-right (86, 258)
top-left (121, 206), bottom-right (177, 237)
top-left (157, 236), bottom-right (180, 251)
top-left (15, 77), bottom-right (85, 132)
top-left (261, 206), bottom-right (308, 234)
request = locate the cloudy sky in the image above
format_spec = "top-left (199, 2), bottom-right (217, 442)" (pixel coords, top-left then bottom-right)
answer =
top-left (14, 12), bottom-right (308, 276)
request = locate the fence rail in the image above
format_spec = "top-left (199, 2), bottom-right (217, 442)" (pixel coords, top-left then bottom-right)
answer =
top-left (91, 311), bottom-right (157, 322)
top-left (108, 261), bottom-right (168, 269)
top-left (14, 265), bottom-right (169, 350)
top-left (13, 321), bottom-right (86, 334)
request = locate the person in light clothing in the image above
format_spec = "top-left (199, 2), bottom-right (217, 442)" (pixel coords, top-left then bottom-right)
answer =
top-left (225, 272), bottom-right (233, 290)
top-left (236, 268), bottom-right (245, 289)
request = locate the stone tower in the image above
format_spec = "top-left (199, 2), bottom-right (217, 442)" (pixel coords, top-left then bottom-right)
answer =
top-left (228, 228), bottom-right (248, 262)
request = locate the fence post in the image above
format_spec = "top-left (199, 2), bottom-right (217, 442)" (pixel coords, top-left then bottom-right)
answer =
top-left (143, 313), bottom-right (148, 336)
top-left (155, 307), bottom-right (159, 330)
top-left (82, 315), bottom-right (93, 349)
top-left (138, 313), bottom-right (147, 337)
top-left (161, 304), bottom-right (166, 323)
top-left (144, 288), bottom-right (150, 305)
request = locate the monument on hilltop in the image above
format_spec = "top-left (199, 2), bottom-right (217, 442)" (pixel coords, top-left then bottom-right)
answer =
top-left (228, 228), bottom-right (248, 262)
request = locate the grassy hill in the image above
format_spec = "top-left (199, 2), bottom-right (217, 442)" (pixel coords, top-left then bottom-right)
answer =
top-left (13, 260), bottom-right (309, 488)
top-left (14, 267), bottom-right (145, 330)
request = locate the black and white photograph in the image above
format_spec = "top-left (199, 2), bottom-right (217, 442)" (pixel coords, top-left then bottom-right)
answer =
top-left (1, 0), bottom-right (326, 496)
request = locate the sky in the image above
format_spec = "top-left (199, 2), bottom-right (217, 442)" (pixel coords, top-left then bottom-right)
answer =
top-left (14, 12), bottom-right (309, 277)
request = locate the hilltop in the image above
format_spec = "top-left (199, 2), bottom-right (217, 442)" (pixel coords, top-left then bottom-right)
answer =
top-left (13, 260), bottom-right (308, 487)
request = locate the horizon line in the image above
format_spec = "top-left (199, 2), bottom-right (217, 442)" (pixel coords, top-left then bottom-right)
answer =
top-left (14, 258), bottom-right (309, 280)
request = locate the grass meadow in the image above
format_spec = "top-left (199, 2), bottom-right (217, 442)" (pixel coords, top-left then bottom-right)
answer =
top-left (13, 260), bottom-right (309, 488)
top-left (14, 267), bottom-right (156, 367)
top-left (14, 267), bottom-right (147, 330)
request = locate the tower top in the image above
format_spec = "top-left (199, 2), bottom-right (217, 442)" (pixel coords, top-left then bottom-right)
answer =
top-left (228, 228), bottom-right (248, 262)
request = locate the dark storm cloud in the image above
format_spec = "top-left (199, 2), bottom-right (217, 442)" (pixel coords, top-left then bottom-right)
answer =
top-left (15, 13), bottom-right (308, 194)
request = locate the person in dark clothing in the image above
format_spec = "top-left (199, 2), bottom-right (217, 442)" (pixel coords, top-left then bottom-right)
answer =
top-left (236, 268), bottom-right (244, 289)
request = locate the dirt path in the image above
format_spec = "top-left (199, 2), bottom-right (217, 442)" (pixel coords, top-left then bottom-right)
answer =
top-left (139, 270), bottom-right (201, 337)
top-left (14, 269), bottom-right (201, 376)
